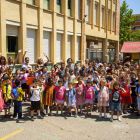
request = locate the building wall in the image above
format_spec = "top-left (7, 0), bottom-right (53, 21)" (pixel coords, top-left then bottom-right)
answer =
top-left (0, 0), bottom-right (120, 66)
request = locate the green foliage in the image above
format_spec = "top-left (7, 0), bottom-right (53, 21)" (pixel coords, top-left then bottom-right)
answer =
top-left (120, 0), bottom-right (139, 45)
top-left (131, 30), bottom-right (140, 42)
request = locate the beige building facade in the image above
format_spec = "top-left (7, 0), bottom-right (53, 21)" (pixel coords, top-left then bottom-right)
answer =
top-left (0, 0), bottom-right (120, 70)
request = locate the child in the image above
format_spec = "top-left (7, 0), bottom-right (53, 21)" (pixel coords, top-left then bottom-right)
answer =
top-left (41, 74), bottom-right (46, 86)
top-left (63, 74), bottom-right (69, 91)
top-left (98, 78), bottom-right (109, 118)
top-left (110, 81), bottom-right (126, 122)
top-left (84, 79), bottom-right (95, 115)
top-left (43, 78), bottom-right (54, 116)
top-left (76, 77), bottom-right (85, 113)
top-left (30, 79), bottom-right (43, 121)
top-left (66, 82), bottom-right (78, 118)
top-left (12, 79), bottom-right (24, 120)
top-left (35, 66), bottom-right (39, 79)
top-left (69, 69), bottom-right (75, 82)
top-left (0, 88), bottom-right (5, 120)
top-left (3, 77), bottom-right (12, 118)
top-left (38, 79), bottom-right (45, 115)
top-left (54, 75), bottom-right (59, 86)
top-left (74, 63), bottom-right (80, 74)
top-left (20, 67), bottom-right (29, 102)
top-left (8, 66), bottom-right (13, 80)
top-left (16, 69), bottom-right (20, 79)
top-left (120, 77), bottom-right (132, 115)
top-left (55, 79), bottom-right (66, 115)
top-left (92, 79), bottom-right (99, 112)
top-left (130, 76), bottom-right (137, 112)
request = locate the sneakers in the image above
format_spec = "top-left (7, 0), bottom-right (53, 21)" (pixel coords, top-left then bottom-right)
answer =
top-left (41, 111), bottom-right (46, 115)
top-left (37, 115), bottom-right (44, 119)
top-left (96, 109), bottom-right (99, 112)
top-left (117, 116), bottom-right (121, 122)
top-left (50, 113), bottom-right (54, 116)
top-left (110, 116), bottom-right (113, 122)
top-left (31, 116), bottom-right (34, 121)
top-left (18, 117), bottom-right (24, 121)
top-left (120, 110), bottom-right (123, 115)
top-left (124, 110), bottom-right (128, 114)
top-left (75, 114), bottom-right (78, 118)
top-left (46, 113), bottom-right (48, 117)
top-left (99, 113), bottom-right (102, 118)
top-left (104, 114), bottom-right (108, 118)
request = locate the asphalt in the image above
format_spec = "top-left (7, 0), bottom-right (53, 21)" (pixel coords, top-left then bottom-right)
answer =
top-left (0, 102), bottom-right (140, 140)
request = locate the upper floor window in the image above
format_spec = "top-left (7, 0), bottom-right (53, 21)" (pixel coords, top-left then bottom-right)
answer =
top-left (26, 0), bottom-right (35, 5)
top-left (57, 0), bottom-right (61, 13)
top-left (112, 12), bottom-right (115, 31)
top-left (68, 0), bottom-right (71, 16)
top-left (101, 6), bottom-right (104, 27)
top-left (43, 0), bottom-right (49, 10)
top-left (108, 9), bottom-right (110, 29)
top-left (94, 2), bottom-right (98, 25)
top-left (86, 0), bottom-right (90, 22)
top-left (77, 0), bottom-right (81, 19)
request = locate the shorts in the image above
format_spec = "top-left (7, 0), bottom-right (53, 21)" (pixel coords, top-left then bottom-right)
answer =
top-left (68, 103), bottom-right (76, 108)
top-left (121, 96), bottom-right (132, 104)
top-left (56, 99), bottom-right (64, 104)
top-left (4, 99), bottom-right (11, 109)
top-left (138, 102), bottom-right (140, 110)
top-left (85, 99), bottom-right (93, 104)
top-left (94, 98), bottom-right (98, 104)
top-left (31, 101), bottom-right (40, 110)
top-left (110, 102), bottom-right (121, 111)
top-left (21, 83), bottom-right (28, 90)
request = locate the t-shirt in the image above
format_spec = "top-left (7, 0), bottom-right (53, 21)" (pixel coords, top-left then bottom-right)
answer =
top-left (30, 86), bottom-right (41, 101)
top-left (16, 88), bottom-right (24, 101)
top-left (66, 64), bottom-right (75, 70)
top-left (8, 72), bottom-right (13, 80)
top-left (93, 86), bottom-right (98, 98)
top-left (135, 84), bottom-right (140, 102)
top-left (85, 87), bottom-right (94, 100)
top-left (20, 73), bottom-right (29, 84)
top-left (122, 85), bottom-right (130, 97)
top-left (70, 75), bottom-right (75, 82)
top-left (63, 81), bottom-right (69, 91)
top-left (59, 69), bottom-right (65, 78)
top-left (66, 89), bottom-right (76, 104)
top-left (55, 86), bottom-right (66, 100)
top-left (22, 62), bottom-right (32, 70)
top-left (3, 84), bottom-right (12, 100)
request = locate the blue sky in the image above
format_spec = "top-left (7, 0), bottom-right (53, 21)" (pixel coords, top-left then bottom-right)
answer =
top-left (120, 0), bottom-right (140, 14)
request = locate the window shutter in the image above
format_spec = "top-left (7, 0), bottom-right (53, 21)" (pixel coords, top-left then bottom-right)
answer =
top-left (94, 4), bottom-right (97, 25)
top-left (6, 25), bottom-right (18, 36)
top-left (56, 34), bottom-right (62, 62)
top-left (43, 31), bottom-right (51, 62)
top-left (67, 36), bottom-right (72, 59)
top-left (76, 37), bottom-right (81, 60)
top-left (27, 29), bottom-right (36, 63)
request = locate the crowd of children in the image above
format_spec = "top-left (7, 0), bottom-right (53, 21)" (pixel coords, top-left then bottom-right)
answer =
top-left (0, 51), bottom-right (140, 122)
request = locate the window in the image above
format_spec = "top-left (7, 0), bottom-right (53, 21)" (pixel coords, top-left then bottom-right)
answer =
top-left (26, 0), bottom-right (35, 5)
top-left (112, 12), bottom-right (115, 31)
top-left (101, 6), bottom-right (104, 27)
top-left (86, 0), bottom-right (90, 22)
top-left (7, 36), bottom-right (18, 53)
top-left (108, 10), bottom-right (110, 29)
top-left (94, 2), bottom-right (98, 25)
top-left (77, 0), bottom-right (81, 19)
top-left (57, 0), bottom-right (61, 13)
top-left (43, 0), bottom-right (49, 10)
top-left (113, 0), bottom-right (116, 3)
top-left (68, 0), bottom-right (71, 16)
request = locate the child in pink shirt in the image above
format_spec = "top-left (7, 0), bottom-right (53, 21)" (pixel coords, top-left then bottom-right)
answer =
top-left (84, 79), bottom-right (95, 115)
top-left (55, 79), bottom-right (66, 115)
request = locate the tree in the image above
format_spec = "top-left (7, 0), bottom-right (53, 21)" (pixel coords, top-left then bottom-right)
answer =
top-left (119, 1), bottom-right (139, 45)
top-left (131, 30), bottom-right (140, 42)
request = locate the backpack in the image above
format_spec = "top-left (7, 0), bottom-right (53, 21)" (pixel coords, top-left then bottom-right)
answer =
top-left (112, 89), bottom-right (120, 103)
top-left (11, 87), bottom-right (19, 100)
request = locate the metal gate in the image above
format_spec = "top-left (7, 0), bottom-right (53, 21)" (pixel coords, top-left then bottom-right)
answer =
top-left (108, 49), bottom-right (116, 63)
top-left (86, 49), bottom-right (103, 63)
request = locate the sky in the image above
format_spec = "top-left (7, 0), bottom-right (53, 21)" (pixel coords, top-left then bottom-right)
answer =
top-left (120, 0), bottom-right (140, 14)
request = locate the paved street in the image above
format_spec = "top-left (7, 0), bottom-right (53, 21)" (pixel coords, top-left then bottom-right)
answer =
top-left (0, 102), bottom-right (140, 140)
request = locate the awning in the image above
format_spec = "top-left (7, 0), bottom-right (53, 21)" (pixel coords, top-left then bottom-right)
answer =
top-left (121, 42), bottom-right (140, 53)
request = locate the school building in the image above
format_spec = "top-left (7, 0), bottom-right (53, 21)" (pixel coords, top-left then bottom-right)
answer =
top-left (0, 0), bottom-right (120, 70)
